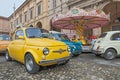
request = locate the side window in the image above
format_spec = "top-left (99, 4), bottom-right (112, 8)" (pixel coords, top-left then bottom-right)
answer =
top-left (111, 33), bottom-right (120, 41)
top-left (15, 30), bottom-right (24, 39)
top-left (51, 34), bottom-right (57, 40)
top-left (55, 34), bottom-right (61, 40)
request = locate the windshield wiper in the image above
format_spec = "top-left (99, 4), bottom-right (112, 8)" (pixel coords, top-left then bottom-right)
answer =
top-left (29, 36), bottom-right (36, 38)
top-left (29, 36), bottom-right (42, 38)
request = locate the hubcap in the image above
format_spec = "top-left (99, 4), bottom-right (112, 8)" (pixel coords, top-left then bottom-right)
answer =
top-left (26, 57), bottom-right (33, 71)
top-left (5, 51), bottom-right (8, 60)
top-left (107, 51), bottom-right (114, 59)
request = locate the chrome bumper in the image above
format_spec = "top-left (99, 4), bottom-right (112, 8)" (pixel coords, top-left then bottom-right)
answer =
top-left (39, 56), bottom-right (70, 65)
top-left (82, 46), bottom-right (92, 52)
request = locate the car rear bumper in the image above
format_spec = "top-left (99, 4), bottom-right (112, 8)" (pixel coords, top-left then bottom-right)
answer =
top-left (92, 50), bottom-right (102, 54)
top-left (39, 56), bottom-right (70, 66)
top-left (82, 45), bottom-right (92, 52)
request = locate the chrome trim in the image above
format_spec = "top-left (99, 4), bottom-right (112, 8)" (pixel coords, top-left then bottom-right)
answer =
top-left (53, 49), bottom-right (66, 54)
top-left (39, 56), bottom-right (70, 65)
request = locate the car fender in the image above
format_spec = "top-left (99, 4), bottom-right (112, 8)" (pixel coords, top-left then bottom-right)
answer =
top-left (104, 46), bottom-right (118, 54)
top-left (24, 49), bottom-right (42, 64)
top-left (6, 48), bottom-right (12, 58)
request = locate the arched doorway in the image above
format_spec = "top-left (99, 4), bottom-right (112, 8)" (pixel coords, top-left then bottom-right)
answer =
top-left (103, 1), bottom-right (120, 31)
top-left (29, 25), bottom-right (33, 27)
top-left (36, 22), bottom-right (42, 29)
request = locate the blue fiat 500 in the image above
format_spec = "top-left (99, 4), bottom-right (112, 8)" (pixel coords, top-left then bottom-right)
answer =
top-left (44, 32), bottom-right (82, 56)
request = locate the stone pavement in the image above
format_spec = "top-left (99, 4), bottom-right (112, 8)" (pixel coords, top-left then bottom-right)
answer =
top-left (0, 55), bottom-right (120, 80)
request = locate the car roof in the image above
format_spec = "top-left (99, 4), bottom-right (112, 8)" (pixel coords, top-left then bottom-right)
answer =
top-left (18, 27), bottom-right (37, 29)
top-left (16, 27), bottom-right (42, 31)
top-left (105, 31), bottom-right (120, 34)
top-left (49, 31), bottom-right (61, 34)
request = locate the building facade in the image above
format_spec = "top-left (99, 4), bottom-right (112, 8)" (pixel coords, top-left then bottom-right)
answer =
top-left (48, 0), bottom-right (69, 31)
top-left (0, 16), bottom-right (10, 34)
top-left (9, 0), bottom-right (49, 32)
top-left (9, 0), bottom-right (120, 36)
top-left (9, 0), bottom-right (69, 32)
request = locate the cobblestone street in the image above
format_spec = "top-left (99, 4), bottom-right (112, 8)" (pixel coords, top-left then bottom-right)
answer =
top-left (0, 0), bottom-right (120, 80)
top-left (0, 53), bottom-right (120, 80)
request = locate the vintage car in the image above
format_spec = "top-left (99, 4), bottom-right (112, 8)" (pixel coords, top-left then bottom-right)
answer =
top-left (0, 34), bottom-right (11, 53)
top-left (92, 31), bottom-right (120, 60)
top-left (47, 31), bottom-right (82, 56)
top-left (5, 27), bottom-right (70, 74)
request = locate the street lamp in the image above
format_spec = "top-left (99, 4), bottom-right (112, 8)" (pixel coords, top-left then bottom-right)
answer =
top-left (60, 0), bottom-right (63, 13)
top-left (13, 3), bottom-right (16, 32)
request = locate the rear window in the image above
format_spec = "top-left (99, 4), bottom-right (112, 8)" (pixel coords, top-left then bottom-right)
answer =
top-left (99, 33), bottom-right (107, 38)
top-left (111, 33), bottom-right (120, 40)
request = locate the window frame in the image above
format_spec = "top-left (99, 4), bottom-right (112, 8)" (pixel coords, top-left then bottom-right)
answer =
top-left (110, 33), bottom-right (120, 41)
top-left (99, 33), bottom-right (107, 38)
top-left (30, 7), bottom-right (34, 19)
top-left (24, 12), bottom-right (27, 22)
top-left (15, 30), bottom-right (24, 40)
top-left (37, 3), bottom-right (41, 16)
top-left (20, 14), bottom-right (22, 23)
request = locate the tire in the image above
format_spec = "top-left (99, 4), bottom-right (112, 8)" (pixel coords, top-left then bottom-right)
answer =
top-left (104, 49), bottom-right (117, 60)
top-left (25, 54), bottom-right (40, 74)
top-left (5, 50), bottom-right (12, 61)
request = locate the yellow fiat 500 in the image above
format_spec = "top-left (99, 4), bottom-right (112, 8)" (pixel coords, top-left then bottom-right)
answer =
top-left (5, 27), bottom-right (70, 74)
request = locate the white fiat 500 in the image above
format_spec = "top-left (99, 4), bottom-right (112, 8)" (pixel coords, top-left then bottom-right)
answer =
top-left (92, 31), bottom-right (120, 60)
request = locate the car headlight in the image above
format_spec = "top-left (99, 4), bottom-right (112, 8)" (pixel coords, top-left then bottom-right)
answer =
top-left (43, 48), bottom-right (49, 55)
top-left (67, 47), bottom-right (71, 52)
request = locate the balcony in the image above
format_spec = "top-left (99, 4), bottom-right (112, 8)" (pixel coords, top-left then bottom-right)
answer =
top-left (67, 0), bottom-right (103, 9)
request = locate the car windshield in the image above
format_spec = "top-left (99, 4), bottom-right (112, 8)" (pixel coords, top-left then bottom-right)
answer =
top-left (26, 28), bottom-right (42, 38)
top-left (52, 33), bottom-right (70, 41)
top-left (0, 35), bottom-right (10, 40)
top-left (42, 33), bottom-right (51, 38)
top-left (99, 33), bottom-right (107, 38)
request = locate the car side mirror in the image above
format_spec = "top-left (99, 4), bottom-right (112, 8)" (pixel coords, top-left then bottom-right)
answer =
top-left (18, 36), bottom-right (25, 39)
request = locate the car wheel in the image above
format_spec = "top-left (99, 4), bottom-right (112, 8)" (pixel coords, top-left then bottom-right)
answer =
top-left (25, 54), bottom-right (40, 74)
top-left (104, 49), bottom-right (117, 60)
top-left (5, 50), bottom-right (12, 61)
